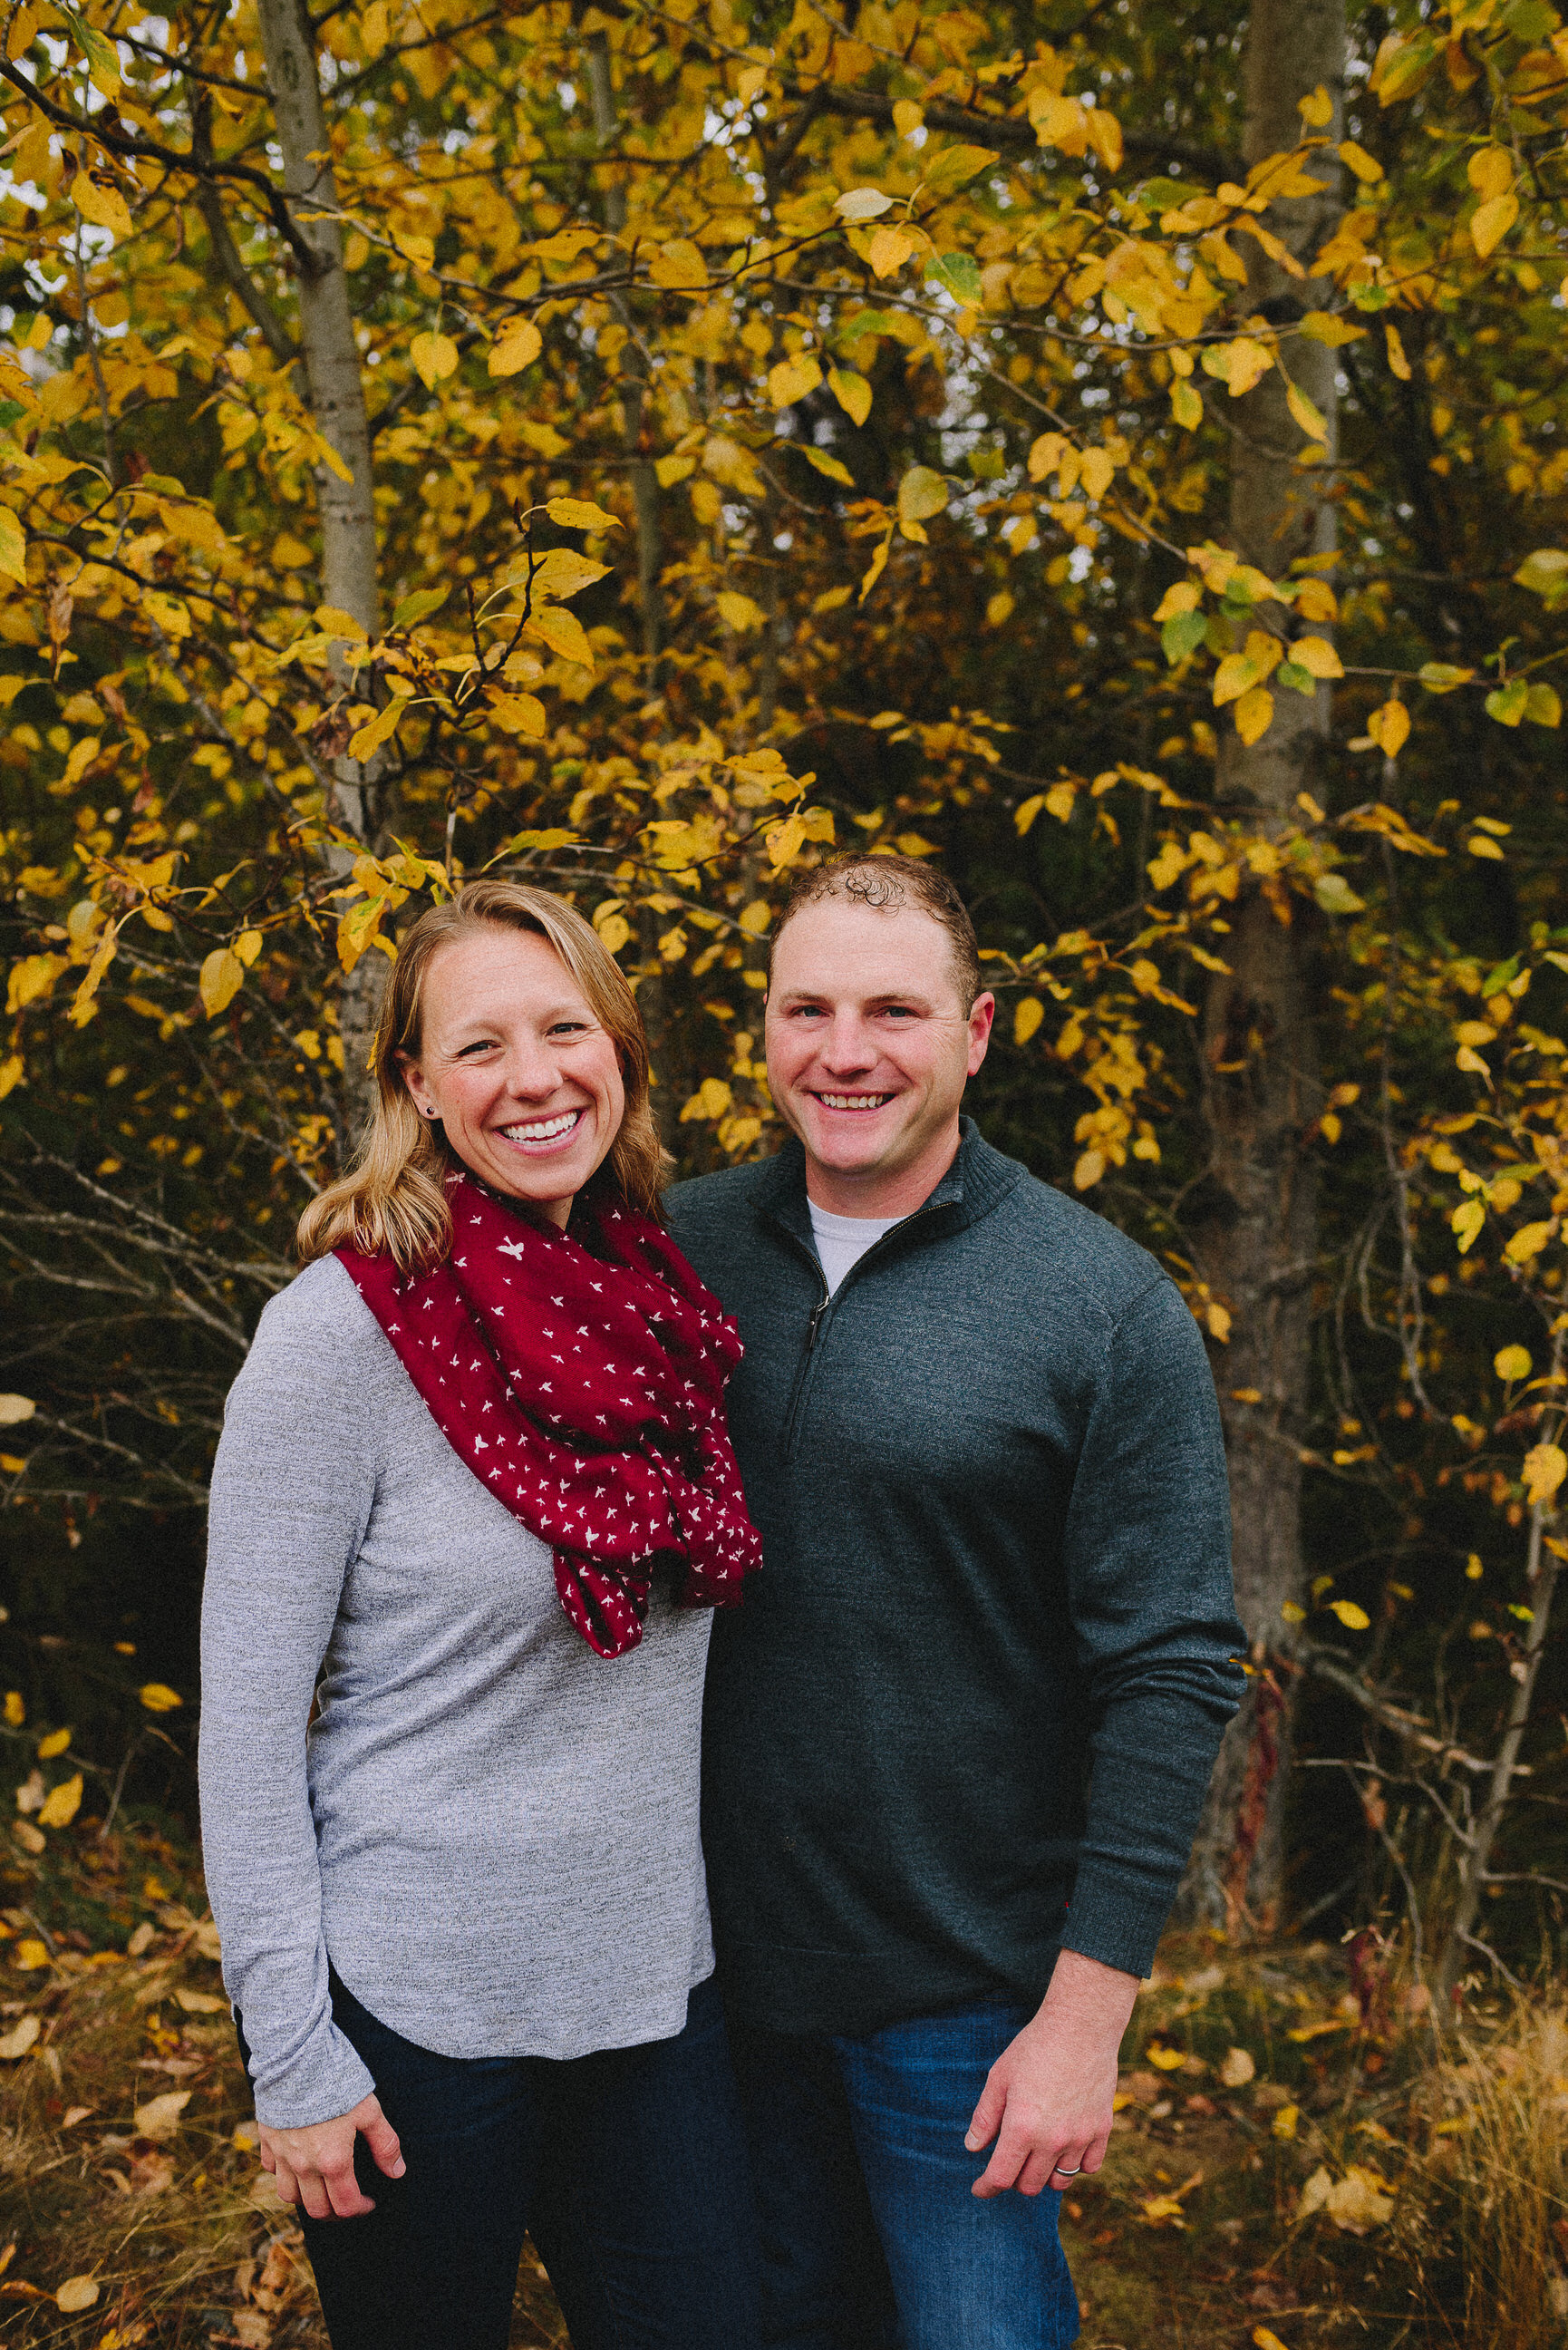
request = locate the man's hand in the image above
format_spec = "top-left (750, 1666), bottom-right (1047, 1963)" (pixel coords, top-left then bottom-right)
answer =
top-left (257, 2092), bottom-right (404, 2220)
top-left (964, 1948), bottom-right (1139, 2199)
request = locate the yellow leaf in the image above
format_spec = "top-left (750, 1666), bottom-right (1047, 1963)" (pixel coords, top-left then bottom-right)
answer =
top-left (1274, 2104), bottom-right (1301, 2141)
top-left (4, 1688), bottom-right (22, 1723)
top-left (488, 319), bottom-right (542, 377)
top-left (36, 1727), bottom-right (70, 1760)
top-left (1254, 2332), bottom-right (1291, 2350)
top-left (133, 2089), bottom-right (191, 2139)
top-left (1298, 311), bottom-right (1366, 347)
top-left (1384, 323), bottom-right (1411, 381)
top-left (0, 1394), bottom-right (35, 1426)
top-left (361, 0), bottom-right (390, 53)
top-left (1234, 686), bottom-right (1274, 745)
top-left (525, 607), bottom-right (595, 669)
top-left (16, 1938), bottom-right (49, 1969)
top-left (348, 701), bottom-right (404, 759)
top-left (487, 693), bottom-right (547, 737)
top-left (834, 187), bottom-right (895, 221)
top-left (1338, 141), bottom-right (1383, 183)
top-left (1299, 83), bottom-right (1334, 127)
top-left (802, 444), bottom-right (855, 491)
top-left (769, 353), bottom-right (823, 407)
top-left (315, 606), bottom-right (368, 642)
top-left (596, 914), bottom-right (630, 955)
top-left (1224, 337), bottom-right (1273, 397)
top-left (543, 498), bottom-right (621, 534)
top-left (0, 1056), bottom-right (22, 1101)
top-left (648, 238), bottom-right (707, 289)
top-left (0, 506), bottom-right (26, 584)
top-left (896, 465), bottom-right (948, 536)
top-left (1014, 998), bottom-right (1044, 1046)
top-left (1471, 192), bottom-right (1518, 259)
top-left (173, 1986), bottom-right (227, 2013)
top-left (139, 1682), bottom-right (182, 1713)
top-left (1291, 635), bottom-right (1343, 679)
top-left (0, 2013), bottom-right (41, 2058)
top-left (198, 949), bottom-right (245, 1020)
top-left (56, 2276), bottom-right (99, 2313)
top-left (1147, 2043), bottom-right (1187, 2071)
top-left (1015, 795), bottom-right (1046, 835)
top-left (1328, 1600), bottom-right (1370, 1631)
top-left (867, 223), bottom-right (923, 277)
top-left (767, 812), bottom-right (807, 869)
top-left (73, 173), bottom-right (132, 240)
top-left (1079, 448), bottom-right (1115, 500)
top-left (1467, 834), bottom-right (1505, 860)
top-left (858, 536), bottom-right (890, 603)
top-left (739, 900), bottom-right (771, 935)
top-left (410, 331), bottom-right (459, 389)
top-left (1468, 146), bottom-right (1514, 202)
top-left (1170, 377), bottom-right (1204, 430)
top-left (1505, 1221), bottom-right (1554, 1266)
top-left (1524, 1443), bottom-right (1567, 1507)
top-left (1046, 782), bottom-right (1077, 823)
top-left (1325, 2167), bottom-right (1395, 2233)
top-left (1368, 698), bottom-right (1409, 757)
top-left (680, 1077), bottom-right (733, 1122)
top-left (1286, 381), bottom-right (1329, 442)
top-left (828, 366), bottom-right (872, 427)
top-left (717, 590), bottom-right (767, 633)
top-left (1206, 1301), bottom-right (1233, 1342)
top-left (1452, 1198), bottom-right (1486, 1253)
top-left (1495, 1345), bottom-right (1534, 1382)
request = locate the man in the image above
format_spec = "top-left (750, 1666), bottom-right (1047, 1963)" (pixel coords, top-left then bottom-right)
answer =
top-left (666, 856), bottom-right (1245, 2350)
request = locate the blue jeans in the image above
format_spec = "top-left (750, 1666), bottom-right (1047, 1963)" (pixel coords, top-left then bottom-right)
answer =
top-left (728, 1994), bottom-right (1079, 2350)
top-left (238, 1972), bottom-right (760, 2350)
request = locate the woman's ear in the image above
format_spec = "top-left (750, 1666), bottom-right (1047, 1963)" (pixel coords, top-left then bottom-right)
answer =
top-left (396, 1054), bottom-right (434, 1120)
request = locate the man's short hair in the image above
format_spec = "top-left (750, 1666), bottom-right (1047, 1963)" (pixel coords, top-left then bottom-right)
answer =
top-left (772, 854), bottom-right (982, 1009)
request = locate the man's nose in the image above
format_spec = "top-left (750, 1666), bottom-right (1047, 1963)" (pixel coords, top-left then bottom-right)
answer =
top-left (817, 1015), bottom-right (876, 1073)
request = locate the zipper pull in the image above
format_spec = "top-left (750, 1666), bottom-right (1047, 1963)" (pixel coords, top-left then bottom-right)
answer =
top-left (807, 1299), bottom-right (828, 1350)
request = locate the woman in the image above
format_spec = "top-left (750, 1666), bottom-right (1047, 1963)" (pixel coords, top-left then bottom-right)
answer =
top-left (198, 879), bottom-right (764, 2350)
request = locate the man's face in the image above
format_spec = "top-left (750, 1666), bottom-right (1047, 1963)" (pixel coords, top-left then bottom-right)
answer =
top-left (765, 898), bottom-right (994, 1207)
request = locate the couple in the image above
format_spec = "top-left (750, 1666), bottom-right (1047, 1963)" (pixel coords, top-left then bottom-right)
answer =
top-left (198, 858), bottom-right (1245, 2350)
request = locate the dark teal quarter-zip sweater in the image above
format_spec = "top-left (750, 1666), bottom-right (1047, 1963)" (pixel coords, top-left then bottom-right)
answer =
top-left (666, 1120), bottom-right (1246, 2038)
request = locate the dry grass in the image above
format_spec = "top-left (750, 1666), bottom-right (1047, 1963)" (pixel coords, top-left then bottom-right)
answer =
top-left (5, 1821), bottom-right (1563, 2350)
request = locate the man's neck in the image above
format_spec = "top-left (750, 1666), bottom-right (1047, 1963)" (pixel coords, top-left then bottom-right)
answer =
top-left (802, 1123), bottom-right (963, 1220)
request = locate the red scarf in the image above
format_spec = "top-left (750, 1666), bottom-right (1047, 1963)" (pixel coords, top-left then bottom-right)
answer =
top-left (336, 1172), bottom-right (761, 1658)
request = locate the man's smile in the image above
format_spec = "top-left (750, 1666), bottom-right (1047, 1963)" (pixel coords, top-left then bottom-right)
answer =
top-left (813, 1092), bottom-right (895, 1112)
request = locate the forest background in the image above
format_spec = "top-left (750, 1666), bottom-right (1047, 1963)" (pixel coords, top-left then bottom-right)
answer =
top-left (2, 0), bottom-right (1568, 2055)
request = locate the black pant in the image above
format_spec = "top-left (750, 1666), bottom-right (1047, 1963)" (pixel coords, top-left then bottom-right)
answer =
top-left (238, 1974), bottom-right (761, 2350)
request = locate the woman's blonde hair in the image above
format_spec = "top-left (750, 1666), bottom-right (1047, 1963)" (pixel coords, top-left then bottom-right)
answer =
top-left (296, 879), bottom-right (669, 1274)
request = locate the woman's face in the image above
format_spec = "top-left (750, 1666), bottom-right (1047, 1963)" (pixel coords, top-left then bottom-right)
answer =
top-left (399, 926), bottom-right (625, 1227)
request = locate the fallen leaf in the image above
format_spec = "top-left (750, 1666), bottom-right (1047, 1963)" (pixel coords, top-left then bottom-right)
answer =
top-left (62, 2104), bottom-right (93, 2126)
top-left (56, 2275), bottom-right (100, 2310)
top-left (1325, 2165), bottom-right (1395, 2232)
top-left (173, 1986), bottom-right (227, 2015)
top-left (132, 2089), bottom-right (190, 2139)
top-left (130, 2148), bottom-right (174, 2195)
top-left (1220, 2047), bottom-right (1256, 2088)
top-left (1146, 2043), bottom-right (1187, 2071)
top-left (0, 2014), bottom-right (41, 2058)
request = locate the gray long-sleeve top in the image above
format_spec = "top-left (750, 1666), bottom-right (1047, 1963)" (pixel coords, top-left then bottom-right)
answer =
top-left (198, 1254), bottom-right (714, 2129)
top-left (667, 1121), bottom-right (1246, 2037)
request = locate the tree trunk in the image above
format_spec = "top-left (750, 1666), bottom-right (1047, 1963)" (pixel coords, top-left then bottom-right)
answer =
top-left (1178, 0), bottom-right (1345, 1936)
top-left (254, 0), bottom-right (387, 1141)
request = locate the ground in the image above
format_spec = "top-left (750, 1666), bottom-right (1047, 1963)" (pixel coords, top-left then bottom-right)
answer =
top-left (0, 1813), bottom-right (1545, 2347)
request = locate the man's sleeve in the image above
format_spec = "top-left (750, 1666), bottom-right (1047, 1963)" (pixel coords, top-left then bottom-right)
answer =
top-left (1057, 1275), bottom-right (1246, 1979)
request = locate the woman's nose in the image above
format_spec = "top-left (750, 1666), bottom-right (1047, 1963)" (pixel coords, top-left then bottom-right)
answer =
top-left (499, 1040), bottom-right (561, 1098)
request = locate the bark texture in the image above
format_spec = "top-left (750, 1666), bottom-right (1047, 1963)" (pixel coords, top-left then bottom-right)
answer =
top-left (1178, 0), bottom-right (1345, 1936)
top-left (254, 0), bottom-right (387, 1141)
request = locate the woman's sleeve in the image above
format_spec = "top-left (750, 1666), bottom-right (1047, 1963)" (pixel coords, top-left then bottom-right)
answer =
top-left (198, 1267), bottom-right (380, 2128)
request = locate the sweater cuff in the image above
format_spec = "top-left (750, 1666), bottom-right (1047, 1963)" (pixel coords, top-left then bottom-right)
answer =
top-left (247, 2017), bottom-right (377, 2132)
top-left (1057, 1860), bottom-right (1180, 1984)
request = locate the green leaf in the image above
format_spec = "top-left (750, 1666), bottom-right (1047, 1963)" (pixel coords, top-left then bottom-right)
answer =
top-left (921, 144), bottom-right (999, 194)
top-left (1486, 680), bottom-right (1529, 727)
top-left (802, 446), bottom-right (854, 487)
top-left (837, 311), bottom-right (901, 345)
top-left (1481, 957), bottom-right (1520, 996)
top-left (1161, 610), bottom-right (1207, 663)
top-left (1276, 660), bottom-right (1315, 694)
top-left (926, 251), bottom-right (983, 306)
top-left (1418, 661), bottom-right (1475, 694)
top-left (1514, 548), bottom-right (1568, 600)
top-left (392, 587), bottom-right (450, 630)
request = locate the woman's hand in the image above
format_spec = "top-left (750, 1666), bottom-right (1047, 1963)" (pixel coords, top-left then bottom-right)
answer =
top-left (257, 2092), bottom-right (404, 2219)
